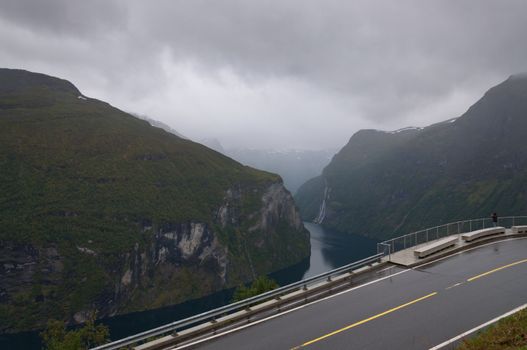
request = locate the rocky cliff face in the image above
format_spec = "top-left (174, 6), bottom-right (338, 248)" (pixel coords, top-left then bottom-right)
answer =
top-left (0, 68), bottom-right (310, 333)
top-left (254, 183), bottom-right (305, 233)
top-left (0, 177), bottom-right (308, 333)
top-left (110, 221), bottom-right (229, 317)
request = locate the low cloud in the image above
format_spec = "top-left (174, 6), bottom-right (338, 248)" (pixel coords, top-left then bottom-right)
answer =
top-left (1, 0), bottom-right (526, 149)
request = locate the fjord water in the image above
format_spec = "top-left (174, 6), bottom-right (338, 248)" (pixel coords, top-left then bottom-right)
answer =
top-left (302, 222), bottom-right (378, 279)
top-left (0, 223), bottom-right (377, 349)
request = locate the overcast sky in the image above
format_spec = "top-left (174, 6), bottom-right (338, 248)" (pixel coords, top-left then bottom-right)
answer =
top-left (1, 0), bottom-right (526, 150)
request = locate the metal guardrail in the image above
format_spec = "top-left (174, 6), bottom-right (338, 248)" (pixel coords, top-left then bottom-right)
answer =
top-left (92, 253), bottom-right (384, 350)
top-left (93, 215), bottom-right (527, 349)
top-left (377, 215), bottom-right (527, 258)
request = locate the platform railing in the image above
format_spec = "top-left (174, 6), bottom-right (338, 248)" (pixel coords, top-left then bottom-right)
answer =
top-left (377, 215), bottom-right (527, 259)
top-left (91, 253), bottom-right (384, 350)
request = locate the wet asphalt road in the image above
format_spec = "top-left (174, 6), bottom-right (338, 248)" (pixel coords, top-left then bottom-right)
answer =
top-left (186, 238), bottom-right (527, 350)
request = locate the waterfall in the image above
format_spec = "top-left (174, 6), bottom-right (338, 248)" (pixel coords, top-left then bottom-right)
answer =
top-left (314, 181), bottom-right (329, 224)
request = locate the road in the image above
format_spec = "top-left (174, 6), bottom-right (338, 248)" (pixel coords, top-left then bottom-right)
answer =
top-left (179, 238), bottom-right (527, 349)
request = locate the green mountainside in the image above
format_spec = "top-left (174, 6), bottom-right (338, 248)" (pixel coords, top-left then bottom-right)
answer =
top-left (0, 68), bottom-right (309, 332)
top-left (296, 74), bottom-right (527, 240)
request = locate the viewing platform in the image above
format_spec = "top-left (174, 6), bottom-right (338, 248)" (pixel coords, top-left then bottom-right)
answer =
top-left (379, 219), bottom-right (527, 267)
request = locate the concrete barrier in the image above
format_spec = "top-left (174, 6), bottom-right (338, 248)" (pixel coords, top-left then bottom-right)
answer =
top-left (512, 226), bottom-right (527, 234)
top-left (414, 236), bottom-right (458, 258)
top-left (461, 227), bottom-right (505, 242)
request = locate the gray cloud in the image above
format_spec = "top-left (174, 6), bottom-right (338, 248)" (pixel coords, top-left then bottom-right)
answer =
top-left (1, 0), bottom-right (526, 149)
top-left (0, 0), bottom-right (127, 37)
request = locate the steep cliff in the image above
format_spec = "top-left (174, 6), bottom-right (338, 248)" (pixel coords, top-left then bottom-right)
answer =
top-left (0, 68), bottom-right (309, 333)
top-left (296, 74), bottom-right (527, 239)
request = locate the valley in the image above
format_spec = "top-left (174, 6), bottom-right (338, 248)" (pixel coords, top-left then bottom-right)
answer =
top-left (296, 75), bottom-right (527, 240)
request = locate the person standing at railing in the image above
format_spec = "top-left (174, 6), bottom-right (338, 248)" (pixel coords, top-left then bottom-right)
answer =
top-left (492, 212), bottom-right (498, 227)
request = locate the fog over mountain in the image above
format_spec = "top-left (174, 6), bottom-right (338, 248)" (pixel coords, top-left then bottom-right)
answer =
top-left (198, 138), bottom-right (335, 194)
top-left (133, 114), bottom-right (188, 139)
top-left (227, 148), bottom-right (335, 194)
top-left (1, 1), bottom-right (527, 150)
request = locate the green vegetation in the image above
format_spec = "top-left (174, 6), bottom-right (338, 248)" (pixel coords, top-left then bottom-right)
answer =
top-left (457, 309), bottom-right (527, 350)
top-left (0, 68), bottom-right (309, 333)
top-left (296, 75), bottom-right (527, 240)
top-left (232, 276), bottom-right (279, 302)
top-left (41, 315), bottom-right (109, 350)
top-left (0, 78), bottom-right (275, 248)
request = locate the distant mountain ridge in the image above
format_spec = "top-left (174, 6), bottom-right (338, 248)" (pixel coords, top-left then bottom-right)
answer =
top-left (133, 114), bottom-right (188, 139)
top-left (0, 68), bottom-right (309, 333)
top-left (296, 74), bottom-right (527, 240)
top-left (0, 68), bottom-right (81, 95)
top-left (197, 139), bottom-right (335, 195)
top-left (226, 148), bottom-right (335, 194)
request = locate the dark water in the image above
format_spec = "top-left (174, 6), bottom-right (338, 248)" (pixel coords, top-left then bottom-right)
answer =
top-left (0, 223), bottom-right (377, 349)
top-left (300, 222), bottom-right (378, 278)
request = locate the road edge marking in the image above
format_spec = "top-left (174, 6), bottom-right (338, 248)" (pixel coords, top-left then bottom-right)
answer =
top-left (174, 238), bottom-right (527, 349)
top-left (172, 269), bottom-right (410, 349)
top-left (428, 303), bottom-right (527, 350)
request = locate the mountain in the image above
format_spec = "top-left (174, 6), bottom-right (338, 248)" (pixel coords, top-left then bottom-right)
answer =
top-left (296, 74), bottom-right (527, 240)
top-left (200, 138), bottom-right (226, 154)
top-left (0, 68), bottom-right (310, 333)
top-left (133, 114), bottom-right (188, 139)
top-left (225, 148), bottom-right (335, 194)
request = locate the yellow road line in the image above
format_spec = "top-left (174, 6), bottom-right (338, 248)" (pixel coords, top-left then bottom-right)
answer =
top-left (292, 258), bottom-right (527, 349)
top-left (293, 292), bottom-right (438, 349)
top-left (467, 258), bottom-right (527, 282)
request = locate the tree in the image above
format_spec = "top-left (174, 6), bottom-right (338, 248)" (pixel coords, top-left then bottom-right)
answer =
top-left (232, 276), bottom-right (279, 302)
top-left (41, 313), bottom-right (109, 350)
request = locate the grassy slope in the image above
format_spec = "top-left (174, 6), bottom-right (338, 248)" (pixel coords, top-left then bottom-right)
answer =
top-left (458, 309), bottom-right (527, 350)
top-left (0, 70), bottom-right (278, 250)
